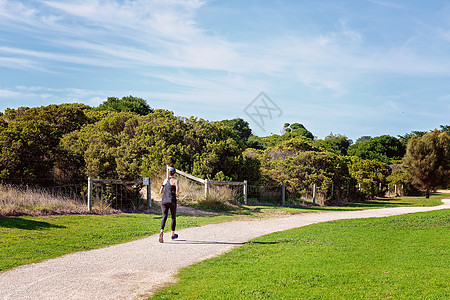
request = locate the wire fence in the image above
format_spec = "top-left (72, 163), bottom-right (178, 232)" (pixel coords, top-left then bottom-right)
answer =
top-left (247, 183), bottom-right (327, 206)
top-left (88, 179), bottom-right (148, 211)
top-left (247, 182), bottom-right (406, 206)
top-left (1, 171), bottom-right (407, 212)
top-left (43, 184), bottom-right (85, 202)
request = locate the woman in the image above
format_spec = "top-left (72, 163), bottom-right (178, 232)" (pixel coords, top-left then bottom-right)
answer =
top-left (158, 167), bottom-right (180, 243)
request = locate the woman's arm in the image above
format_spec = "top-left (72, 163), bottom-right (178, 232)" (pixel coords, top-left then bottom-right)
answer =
top-left (170, 178), bottom-right (180, 197)
top-left (175, 178), bottom-right (180, 197)
top-left (159, 178), bottom-right (167, 194)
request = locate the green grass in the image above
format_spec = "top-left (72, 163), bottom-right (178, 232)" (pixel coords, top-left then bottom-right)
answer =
top-left (0, 213), bottom-right (236, 272)
top-left (1, 193), bottom-right (448, 273)
top-left (152, 209), bottom-right (450, 299)
top-left (242, 193), bottom-right (449, 215)
top-left (342, 193), bottom-right (448, 208)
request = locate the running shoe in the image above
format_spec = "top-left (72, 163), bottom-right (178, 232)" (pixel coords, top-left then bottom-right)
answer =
top-left (171, 234), bottom-right (179, 240)
top-left (159, 232), bottom-right (164, 243)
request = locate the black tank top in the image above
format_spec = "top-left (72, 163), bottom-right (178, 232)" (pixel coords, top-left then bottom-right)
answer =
top-left (161, 177), bottom-right (177, 204)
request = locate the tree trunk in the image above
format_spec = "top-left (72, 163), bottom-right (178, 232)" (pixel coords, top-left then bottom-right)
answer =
top-left (425, 190), bottom-right (430, 198)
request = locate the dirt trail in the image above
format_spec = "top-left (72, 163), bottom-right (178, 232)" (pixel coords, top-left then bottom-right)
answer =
top-left (1, 200), bottom-right (449, 300)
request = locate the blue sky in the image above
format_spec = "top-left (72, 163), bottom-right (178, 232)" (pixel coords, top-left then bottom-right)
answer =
top-left (0, 0), bottom-right (449, 141)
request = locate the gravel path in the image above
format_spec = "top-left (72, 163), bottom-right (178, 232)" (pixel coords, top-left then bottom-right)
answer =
top-left (1, 200), bottom-right (449, 300)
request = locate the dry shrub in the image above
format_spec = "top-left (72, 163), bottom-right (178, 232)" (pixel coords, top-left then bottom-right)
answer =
top-left (187, 183), bottom-right (239, 211)
top-left (151, 172), bottom-right (240, 211)
top-left (0, 185), bottom-right (119, 216)
top-left (196, 186), bottom-right (238, 211)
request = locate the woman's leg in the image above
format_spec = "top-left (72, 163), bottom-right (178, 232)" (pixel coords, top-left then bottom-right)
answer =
top-left (169, 203), bottom-right (177, 232)
top-left (160, 203), bottom-right (170, 231)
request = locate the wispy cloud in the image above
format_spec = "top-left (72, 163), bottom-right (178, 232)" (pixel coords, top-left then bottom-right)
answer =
top-left (2, 0), bottom-right (450, 95)
top-left (0, 86), bottom-right (108, 109)
top-left (1, 0), bottom-right (449, 139)
top-left (367, 0), bottom-right (406, 10)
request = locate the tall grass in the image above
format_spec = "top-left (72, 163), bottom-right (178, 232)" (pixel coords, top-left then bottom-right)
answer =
top-left (174, 176), bottom-right (240, 211)
top-left (0, 185), bottom-right (117, 216)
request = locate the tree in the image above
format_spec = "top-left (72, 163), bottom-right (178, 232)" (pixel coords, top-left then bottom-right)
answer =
top-left (313, 134), bottom-right (351, 156)
top-left (98, 95), bottom-right (153, 115)
top-left (218, 118), bottom-right (252, 142)
top-left (256, 138), bottom-right (355, 203)
top-left (0, 104), bottom-right (93, 185)
top-left (283, 123), bottom-right (314, 140)
top-left (398, 131), bottom-right (427, 148)
top-left (61, 109), bottom-right (260, 183)
top-left (348, 157), bottom-right (392, 198)
top-left (402, 130), bottom-right (450, 198)
top-left (251, 123), bottom-right (314, 150)
top-left (348, 135), bottom-right (405, 163)
top-left (440, 124), bottom-right (450, 134)
top-left (356, 136), bottom-right (371, 143)
top-left (61, 111), bottom-right (145, 181)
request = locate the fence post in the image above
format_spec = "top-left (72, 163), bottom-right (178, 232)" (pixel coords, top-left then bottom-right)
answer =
top-left (147, 178), bottom-right (151, 207)
top-left (244, 180), bottom-right (248, 205)
top-left (312, 184), bottom-right (316, 205)
top-left (204, 178), bottom-right (209, 199)
top-left (87, 177), bottom-right (93, 212)
top-left (282, 181), bottom-right (286, 206)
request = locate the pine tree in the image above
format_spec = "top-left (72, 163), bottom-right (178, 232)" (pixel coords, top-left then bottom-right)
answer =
top-left (403, 130), bottom-right (450, 198)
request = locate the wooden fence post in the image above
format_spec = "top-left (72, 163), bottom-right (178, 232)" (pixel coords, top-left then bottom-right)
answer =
top-left (282, 181), bottom-right (286, 206)
top-left (147, 178), bottom-right (151, 207)
top-left (312, 184), bottom-right (316, 205)
top-left (87, 177), bottom-right (93, 212)
top-left (204, 178), bottom-right (209, 199)
top-left (244, 180), bottom-right (248, 205)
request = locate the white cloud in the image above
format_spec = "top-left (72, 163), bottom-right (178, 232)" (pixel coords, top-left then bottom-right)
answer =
top-left (0, 86), bottom-right (112, 112)
top-left (367, 0), bottom-right (406, 10)
top-left (2, 0), bottom-right (450, 110)
top-left (0, 88), bottom-right (22, 98)
top-left (0, 56), bottom-right (46, 71)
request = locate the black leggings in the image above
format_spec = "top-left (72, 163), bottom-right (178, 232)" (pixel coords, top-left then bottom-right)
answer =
top-left (161, 202), bottom-right (177, 231)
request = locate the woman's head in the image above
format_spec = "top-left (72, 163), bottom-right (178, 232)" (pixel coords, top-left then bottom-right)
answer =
top-left (169, 167), bottom-right (176, 176)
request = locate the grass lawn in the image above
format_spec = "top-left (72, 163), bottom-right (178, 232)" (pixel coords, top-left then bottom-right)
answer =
top-left (0, 213), bottom-right (236, 272)
top-left (243, 193), bottom-right (449, 215)
top-left (0, 193), bottom-right (448, 273)
top-left (152, 209), bottom-right (450, 299)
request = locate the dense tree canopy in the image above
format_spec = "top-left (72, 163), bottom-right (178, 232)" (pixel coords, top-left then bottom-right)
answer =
top-left (218, 118), bottom-right (252, 142)
top-left (283, 123), bottom-right (314, 140)
top-left (97, 95), bottom-right (153, 115)
top-left (0, 104), bottom-right (93, 185)
top-left (348, 135), bottom-right (405, 164)
top-left (348, 156), bottom-right (392, 198)
top-left (61, 109), bottom-right (260, 183)
top-left (402, 130), bottom-right (450, 197)
top-left (0, 99), bottom-right (445, 203)
top-left (313, 134), bottom-right (351, 156)
top-left (248, 123), bottom-right (314, 149)
top-left (252, 137), bottom-right (355, 203)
